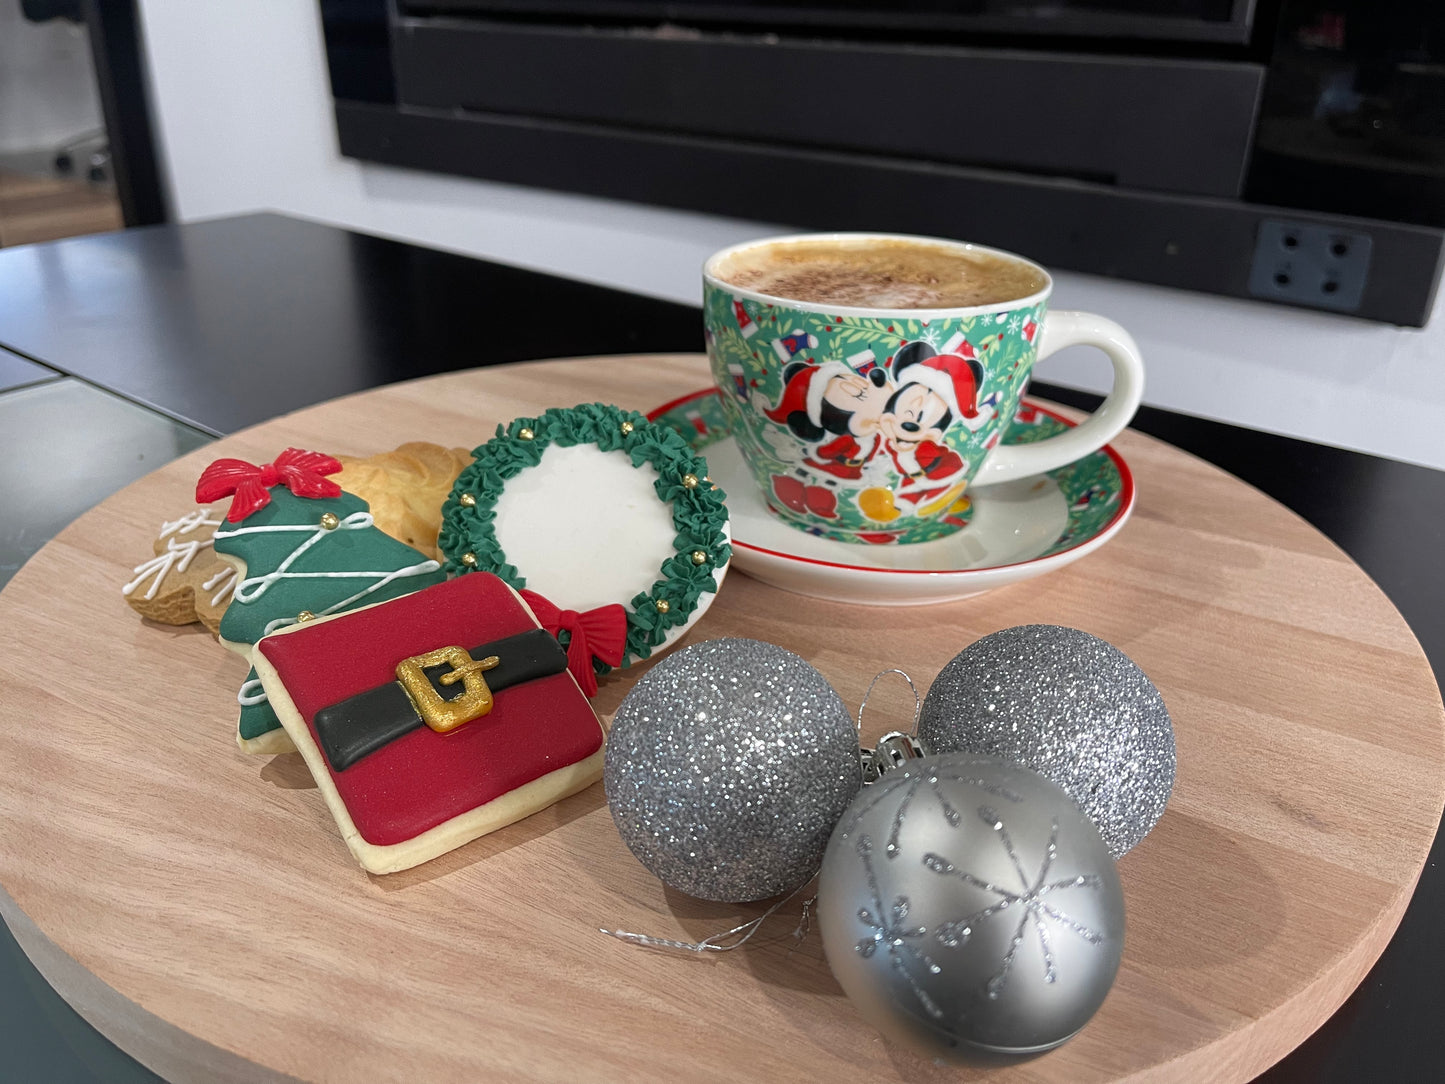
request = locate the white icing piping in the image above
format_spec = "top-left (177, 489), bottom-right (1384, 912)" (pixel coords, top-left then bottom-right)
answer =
top-left (237, 678), bottom-right (268, 707)
top-left (122, 510), bottom-right (225, 600)
top-left (202, 566), bottom-right (237, 606)
top-left (215, 512), bottom-right (376, 604)
top-left (214, 511), bottom-right (440, 631)
top-left (159, 509), bottom-right (222, 540)
top-left (123, 537), bottom-right (209, 599)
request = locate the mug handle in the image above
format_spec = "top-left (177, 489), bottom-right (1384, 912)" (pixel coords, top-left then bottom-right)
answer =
top-left (973, 310), bottom-right (1145, 486)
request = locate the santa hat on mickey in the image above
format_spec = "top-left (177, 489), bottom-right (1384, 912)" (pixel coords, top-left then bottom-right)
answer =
top-left (891, 341), bottom-right (983, 420)
top-left (763, 359), bottom-right (854, 427)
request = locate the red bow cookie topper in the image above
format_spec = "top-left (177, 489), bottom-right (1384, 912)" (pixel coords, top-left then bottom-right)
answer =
top-left (196, 448), bottom-right (344, 522)
top-left (520, 589), bottom-right (627, 698)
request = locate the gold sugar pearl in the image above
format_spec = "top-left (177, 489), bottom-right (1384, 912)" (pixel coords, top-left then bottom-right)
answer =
top-left (459, 493), bottom-right (477, 507)
top-left (517, 427), bottom-right (535, 441)
top-left (297, 610), bottom-right (316, 623)
top-left (460, 552), bottom-right (478, 567)
top-left (690, 550), bottom-right (708, 566)
top-left (681, 473), bottom-right (699, 489)
top-left (620, 421), bottom-right (634, 435)
top-left (655, 599), bottom-right (671, 614)
top-left (319, 511), bottom-right (340, 530)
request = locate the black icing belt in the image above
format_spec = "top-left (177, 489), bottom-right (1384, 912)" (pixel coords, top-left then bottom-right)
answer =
top-left (314, 628), bottom-right (566, 772)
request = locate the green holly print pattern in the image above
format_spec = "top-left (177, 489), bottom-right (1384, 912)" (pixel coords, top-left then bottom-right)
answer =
top-left (1012, 406), bottom-right (1127, 557)
top-left (705, 284), bottom-right (1048, 542)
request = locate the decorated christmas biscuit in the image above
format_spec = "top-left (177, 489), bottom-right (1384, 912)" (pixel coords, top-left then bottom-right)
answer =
top-left (195, 448), bottom-right (447, 755)
top-left (252, 572), bottom-right (605, 874)
top-left (437, 404), bottom-right (731, 694)
top-left (332, 442), bottom-right (473, 561)
top-left (121, 508), bottom-right (236, 635)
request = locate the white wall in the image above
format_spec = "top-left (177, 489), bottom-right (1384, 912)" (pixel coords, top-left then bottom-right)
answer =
top-left (135, 1), bottom-right (1445, 469)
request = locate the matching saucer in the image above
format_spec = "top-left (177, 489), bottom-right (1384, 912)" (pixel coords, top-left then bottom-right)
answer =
top-left (648, 389), bottom-right (1134, 605)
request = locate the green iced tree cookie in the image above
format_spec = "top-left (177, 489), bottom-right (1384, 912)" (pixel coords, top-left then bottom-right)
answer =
top-left (196, 449), bottom-right (447, 748)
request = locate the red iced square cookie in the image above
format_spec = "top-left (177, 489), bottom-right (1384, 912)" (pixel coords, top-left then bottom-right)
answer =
top-left (253, 572), bottom-right (604, 874)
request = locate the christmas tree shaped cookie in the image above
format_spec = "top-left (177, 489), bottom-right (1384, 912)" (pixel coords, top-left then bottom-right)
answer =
top-left (195, 449), bottom-right (447, 754)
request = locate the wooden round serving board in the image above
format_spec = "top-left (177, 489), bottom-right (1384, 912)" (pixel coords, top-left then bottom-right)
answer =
top-left (1, 355), bottom-right (1441, 1084)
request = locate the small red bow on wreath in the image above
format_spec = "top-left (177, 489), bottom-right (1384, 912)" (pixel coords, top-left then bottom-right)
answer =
top-left (196, 448), bottom-right (344, 522)
top-left (520, 589), bottom-right (627, 698)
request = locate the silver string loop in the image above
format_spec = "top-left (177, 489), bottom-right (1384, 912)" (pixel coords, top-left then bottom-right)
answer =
top-left (600, 883), bottom-right (815, 955)
top-left (857, 668), bottom-right (922, 737)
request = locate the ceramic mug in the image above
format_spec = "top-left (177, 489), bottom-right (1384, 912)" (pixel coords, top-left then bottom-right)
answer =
top-left (703, 233), bottom-right (1145, 544)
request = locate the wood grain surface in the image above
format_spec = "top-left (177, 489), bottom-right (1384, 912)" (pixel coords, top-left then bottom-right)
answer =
top-left (0, 169), bottom-right (124, 249)
top-left (0, 355), bottom-right (1441, 1084)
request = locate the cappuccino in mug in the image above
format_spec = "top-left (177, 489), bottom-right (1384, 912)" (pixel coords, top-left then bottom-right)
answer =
top-left (709, 236), bottom-right (1048, 310)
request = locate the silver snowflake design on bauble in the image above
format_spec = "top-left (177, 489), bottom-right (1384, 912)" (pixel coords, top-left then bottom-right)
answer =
top-left (923, 805), bottom-right (1106, 1000)
top-left (851, 834), bottom-right (946, 1020)
top-left (838, 765), bottom-right (1022, 860)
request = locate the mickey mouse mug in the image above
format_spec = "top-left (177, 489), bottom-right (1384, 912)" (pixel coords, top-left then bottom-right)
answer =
top-left (703, 233), bottom-right (1145, 544)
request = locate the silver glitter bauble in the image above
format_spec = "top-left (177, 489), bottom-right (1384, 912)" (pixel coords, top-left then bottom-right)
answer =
top-left (819, 755), bottom-right (1125, 1061)
top-left (919, 626), bottom-right (1174, 858)
top-left (605, 638), bottom-right (861, 902)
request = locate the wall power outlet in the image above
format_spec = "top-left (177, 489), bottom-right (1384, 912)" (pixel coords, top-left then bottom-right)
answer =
top-left (1248, 220), bottom-right (1373, 314)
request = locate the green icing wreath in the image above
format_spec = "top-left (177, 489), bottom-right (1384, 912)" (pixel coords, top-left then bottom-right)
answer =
top-left (438, 403), bottom-right (731, 669)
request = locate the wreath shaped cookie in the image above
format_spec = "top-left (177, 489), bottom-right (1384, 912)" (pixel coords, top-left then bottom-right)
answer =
top-left (438, 404), bottom-right (731, 687)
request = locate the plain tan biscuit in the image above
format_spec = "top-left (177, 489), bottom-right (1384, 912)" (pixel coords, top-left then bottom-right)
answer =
top-left (333, 442), bottom-right (472, 561)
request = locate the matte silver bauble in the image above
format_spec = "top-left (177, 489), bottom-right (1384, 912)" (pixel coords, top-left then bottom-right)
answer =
top-left (605, 638), bottom-right (861, 902)
top-left (919, 625), bottom-right (1174, 858)
top-left (819, 755), bottom-right (1125, 1061)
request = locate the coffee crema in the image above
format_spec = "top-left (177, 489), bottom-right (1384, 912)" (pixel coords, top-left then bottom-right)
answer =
top-left (711, 237), bottom-right (1048, 310)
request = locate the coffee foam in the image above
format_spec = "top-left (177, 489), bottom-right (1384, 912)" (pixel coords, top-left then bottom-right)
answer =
top-left (712, 238), bottom-right (1047, 310)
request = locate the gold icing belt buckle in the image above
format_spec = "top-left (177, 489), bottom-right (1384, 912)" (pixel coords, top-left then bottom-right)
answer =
top-left (395, 646), bottom-right (500, 733)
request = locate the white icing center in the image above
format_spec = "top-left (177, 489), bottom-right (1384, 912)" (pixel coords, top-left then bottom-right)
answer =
top-left (491, 443), bottom-right (678, 613)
